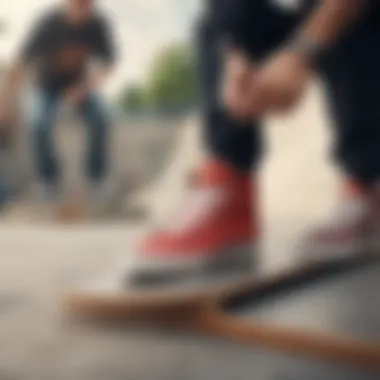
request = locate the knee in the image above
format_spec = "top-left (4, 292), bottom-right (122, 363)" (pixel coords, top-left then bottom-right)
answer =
top-left (31, 115), bottom-right (54, 145)
top-left (30, 116), bottom-right (51, 144)
top-left (28, 98), bottom-right (55, 138)
top-left (84, 94), bottom-right (110, 128)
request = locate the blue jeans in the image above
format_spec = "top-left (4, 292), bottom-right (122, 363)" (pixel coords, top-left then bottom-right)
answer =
top-left (29, 88), bottom-right (109, 184)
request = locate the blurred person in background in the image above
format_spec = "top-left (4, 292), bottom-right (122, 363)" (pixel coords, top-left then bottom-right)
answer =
top-left (0, 0), bottom-right (116, 206)
top-left (126, 0), bottom-right (380, 285)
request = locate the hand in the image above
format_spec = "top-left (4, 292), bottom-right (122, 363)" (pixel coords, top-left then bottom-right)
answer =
top-left (248, 51), bottom-right (311, 116)
top-left (64, 83), bottom-right (88, 105)
top-left (221, 49), bottom-right (256, 121)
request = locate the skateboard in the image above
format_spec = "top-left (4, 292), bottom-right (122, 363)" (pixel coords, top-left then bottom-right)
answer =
top-left (63, 246), bottom-right (366, 318)
top-left (64, 248), bottom-right (380, 371)
top-left (193, 253), bottom-right (380, 371)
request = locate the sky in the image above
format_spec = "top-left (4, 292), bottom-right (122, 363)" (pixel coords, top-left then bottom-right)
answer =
top-left (0, 0), bottom-right (202, 95)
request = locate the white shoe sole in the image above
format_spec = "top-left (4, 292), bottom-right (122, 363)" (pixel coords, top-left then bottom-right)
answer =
top-left (128, 244), bottom-right (256, 287)
top-left (64, 244), bottom-right (257, 317)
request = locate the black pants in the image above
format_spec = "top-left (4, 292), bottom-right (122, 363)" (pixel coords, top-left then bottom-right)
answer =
top-left (198, 17), bottom-right (380, 183)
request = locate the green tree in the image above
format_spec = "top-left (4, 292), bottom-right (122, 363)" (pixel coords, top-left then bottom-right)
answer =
top-left (119, 85), bottom-right (147, 112)
top-left (145, 43), bottom-right (199, 111)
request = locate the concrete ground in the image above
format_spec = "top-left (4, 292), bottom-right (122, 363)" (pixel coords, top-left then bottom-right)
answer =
top-left (1, 224), bottom-right (378, 380)
top-left (0, 85), bottom-right (378, 379)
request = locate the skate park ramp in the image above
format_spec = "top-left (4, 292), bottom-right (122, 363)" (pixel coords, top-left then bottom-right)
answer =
top-left (0, 116), bottom-right (184, 222)
top-left (1, 83), bottom-right (375, 380)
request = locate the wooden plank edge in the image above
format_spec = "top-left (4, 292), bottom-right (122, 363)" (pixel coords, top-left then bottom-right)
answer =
top-left (188, 308), bottom-right (380, 371)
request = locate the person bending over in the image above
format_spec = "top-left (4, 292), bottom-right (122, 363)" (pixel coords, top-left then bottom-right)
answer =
top-left (1, 0), bottom-right (116, 204)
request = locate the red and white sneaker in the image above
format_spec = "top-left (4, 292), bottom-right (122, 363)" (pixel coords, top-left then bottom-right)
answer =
top-left (301, 180), bottom-right (375, 263)
top-left (127, 159), bottom-right (259, 286)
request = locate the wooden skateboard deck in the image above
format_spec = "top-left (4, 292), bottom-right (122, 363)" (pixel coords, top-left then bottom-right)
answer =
top-left (63, 244), bottom-right (380, 370)
top-left (194, 253), bottom-right (380, 371)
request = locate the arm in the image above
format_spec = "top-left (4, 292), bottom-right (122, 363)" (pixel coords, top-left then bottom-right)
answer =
top-left (294, 0), bottom-right (370, 52)
top-left (64, 17), bottom-right (116, 104)
top-left (87, 65), bottom-right (113, 92)
top-left (218, 1), bottom-right (298, 118)
top-left (226, 0), bottom-right (372, 118)
top-left (88, 16), bottom-right (116, 91)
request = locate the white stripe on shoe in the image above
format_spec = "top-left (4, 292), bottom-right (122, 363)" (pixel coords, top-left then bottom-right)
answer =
top-left (162, 187), bottom-right (227, 234)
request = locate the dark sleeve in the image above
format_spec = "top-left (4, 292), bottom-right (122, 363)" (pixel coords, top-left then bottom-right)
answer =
top-left (93, 16), bottom-right (116, 65)
top-left (221, 2), bottom-right (300, 60)
top-left (20, 12), bottom-right (54, 63)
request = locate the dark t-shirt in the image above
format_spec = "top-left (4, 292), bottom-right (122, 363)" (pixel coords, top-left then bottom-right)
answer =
top-left (21, 8), bottom-right (115, 91)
